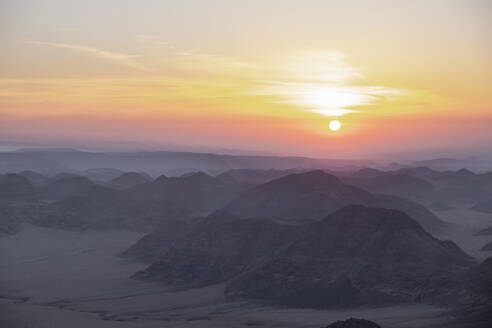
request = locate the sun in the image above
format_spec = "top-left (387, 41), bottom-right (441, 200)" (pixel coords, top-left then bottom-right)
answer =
top-left (329, 120), bottom-right (341, 131)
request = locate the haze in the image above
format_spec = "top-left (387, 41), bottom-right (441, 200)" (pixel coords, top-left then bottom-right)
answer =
top-left (1, 0), bottom-right (491, 157)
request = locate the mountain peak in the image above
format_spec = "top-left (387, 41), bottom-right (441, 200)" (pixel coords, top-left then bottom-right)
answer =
top-left (224, 169), bottom-right (444, 231)
top-left (108, 172), bottom-right (151, 189)
top-left (266, 170), bottom-right (343, 188)
top-left (154, 174), bottom-right (169, 183)
top-left (455, 168), bottom-right (475, 177)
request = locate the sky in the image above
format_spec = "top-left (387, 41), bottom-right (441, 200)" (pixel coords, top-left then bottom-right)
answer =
top-left (0, 0), bottom-right (491, 158)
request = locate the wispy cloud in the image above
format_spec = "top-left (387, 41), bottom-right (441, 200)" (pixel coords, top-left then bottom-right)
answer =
top-left (256, 50), bottom-right (404, 117)
top-left (258, 81), bottom-right (403, 117)
top-left (25, 40), bottom-right (144, 70)
top-left (278, 50), bottom-right (363, 83)
top-left (134, 34), bottom-right (253, 73)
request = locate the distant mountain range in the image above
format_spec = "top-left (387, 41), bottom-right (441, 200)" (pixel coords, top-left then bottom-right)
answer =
top-left (341, 167), bottom-right (492, 206)
top-left (4, 164), bottom-right (492, 235)
top-left (0, 149), bottom-right (374, 176)
top-left (3, 149), bottom-right (492, 175)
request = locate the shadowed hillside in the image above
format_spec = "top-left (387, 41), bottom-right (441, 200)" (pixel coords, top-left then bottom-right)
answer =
top-left (134, 206), bottom-right (470, 308)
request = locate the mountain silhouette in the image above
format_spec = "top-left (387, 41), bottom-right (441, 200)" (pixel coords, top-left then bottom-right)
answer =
top-left (225, 170), bottom-right (445, 231)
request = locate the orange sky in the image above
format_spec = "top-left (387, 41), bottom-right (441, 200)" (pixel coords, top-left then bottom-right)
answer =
top-left (0, 0), bottom-right (491, 158)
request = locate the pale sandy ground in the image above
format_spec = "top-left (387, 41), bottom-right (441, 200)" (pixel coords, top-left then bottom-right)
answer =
top-left (433, 204), bottom-right (492, 260)
top-left (0, 223), bottom-right (475, 328)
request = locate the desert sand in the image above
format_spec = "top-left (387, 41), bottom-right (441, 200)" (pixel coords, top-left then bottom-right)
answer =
top-left (0, 223), bottom-right (468, 327)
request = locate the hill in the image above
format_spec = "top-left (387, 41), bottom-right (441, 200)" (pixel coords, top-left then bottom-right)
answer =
top-left (107, 172), bottom-right (151, 189)
top-left (225, 170), bottom-right (445, 231)
top-left (134, 206), bottom-right (470, 308)
top-left (130, 172), bottom-right (247, 216)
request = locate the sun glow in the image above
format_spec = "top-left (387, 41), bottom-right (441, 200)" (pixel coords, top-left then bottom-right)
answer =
top-left (258, 51), bottom-right (404, 118)
top-left (329, 120), bottom-right (341, 131)
top-left (303, 85), bottom-right (366, 116)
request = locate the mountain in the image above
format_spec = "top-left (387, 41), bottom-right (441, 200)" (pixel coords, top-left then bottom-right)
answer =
top-left (120, 219), bottom-right (191, 262)
top-left (18, 170), bottom-right (48, 186)
top-left (108, 172), bottom-right (151, 189)
top-left (349, 168), bottom-right (388, 178)
top-left (134, 210), bottom-right (300, 286)
top-left (427, 169), bottom-right (492, 203)
top-left (80, 168), bottom-right (125, 182)
top-left (481, 241), bottom-right (492, 251)
top-left (225, 170), bottom-right (372, 220)
top-left (0, 151), bottom-right (67, 174)
top-left (130, 172), bottom-right (247, 216)
top-left (39, 175), bottom-right (95, 200)
top-left (135, 206), bottom-right (470, 308)
top-left (394, 166), bottom-right (442, 181)
top-left (225, 170), bottom-right (445, 231)
top-left (0, 149), bottom-right (374, 176)
top-left (0, 173), bottom-right (36, 201)
top-left (324, 318), bottom-right (381, 328)
top-left (475, 226), bottom-right (492, 236)
top-left (471, 199), bottom-right (492, 213)
top-left (0, 206), bottom-right (23, 236)
top-left (410, 158), bottom-right (492, 173)
top-left (342, 173), bottom-right (438, 205)
top-left (389, 167), bottom-right (492, 204)
top-left (427, 200), bottom-right (454, 211)
top-left (453, 256), bottom-right (492, 327)
top-left (34, 185), bottom-right (186, 231)
top-left (216, 169), bottom-right (302, 185)
top-left (225, 205), bottom-right (470, 307)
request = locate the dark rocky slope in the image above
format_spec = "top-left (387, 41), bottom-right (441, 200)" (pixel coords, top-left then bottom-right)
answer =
top-left (225, 206), bottom-right (470, 307)
top-left (453, 256), bottom-right (492, 327)
top-left (135, 206), bottom-right (471, 308)
top-left (120, 219), bottom-right (191, 262)
top-left (134, 210), bottom-right (302, 286)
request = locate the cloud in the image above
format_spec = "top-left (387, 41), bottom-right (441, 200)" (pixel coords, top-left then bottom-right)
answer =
top-left (255, 50), bottom-right (404, 117)
top-left (279, 50), bottom-right (363, 83)
top-left (257, 81), bottom-right (403, 117)
top-left (25, 40), bottom-right (145, 70)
